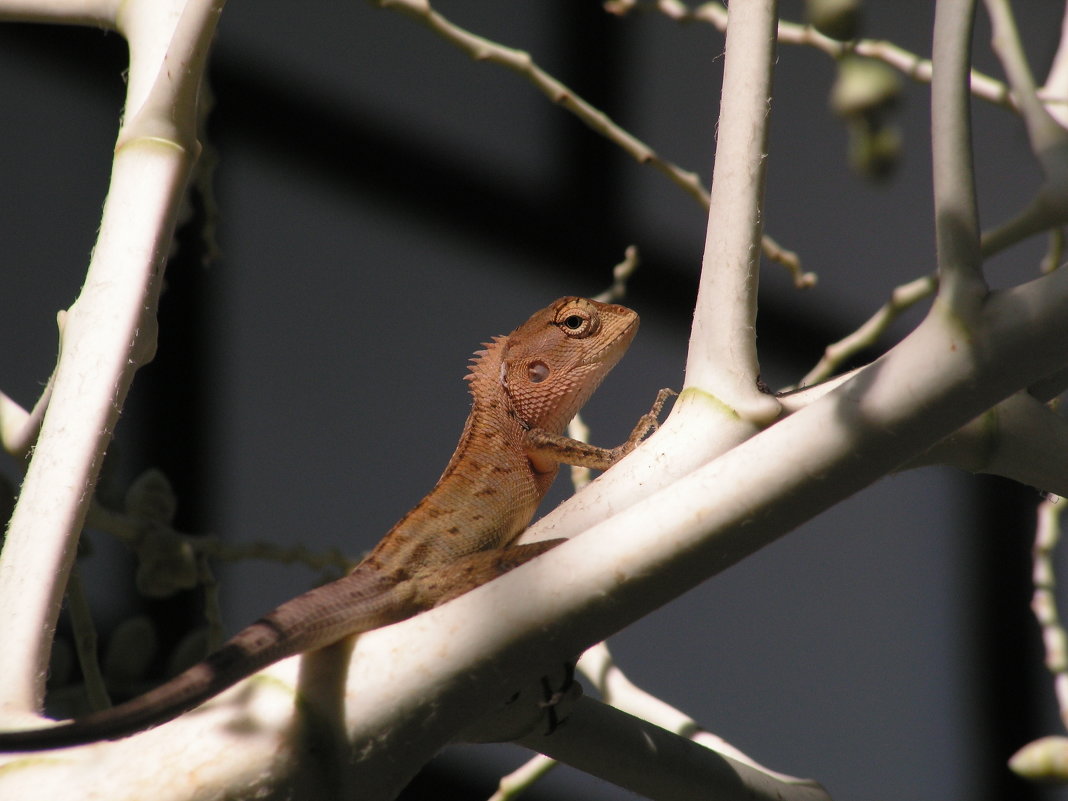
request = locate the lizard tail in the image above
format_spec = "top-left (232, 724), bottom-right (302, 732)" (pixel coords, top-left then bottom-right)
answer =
top-left (0, 566), bottom-right (416, 752)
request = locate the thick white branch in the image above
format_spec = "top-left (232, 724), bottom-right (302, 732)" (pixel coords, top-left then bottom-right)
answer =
top-left (911, 392), bottom-right (1068, 492)
top-left (525, 0), bottom-right (784, 549)
top-left (1041, 2), bottom-right (1068, 129)
top-left (0, 0), bottom-right (220, 715)
top-left (787, 380), bottom-right (1068, 493)
top-left (0, 0), bottom-right (118, 26)
top-left (931, 0), bottom-right (986, 309)
top-left (979, 0), bottom-right (1068, 256)
top-left (515, 697), bottom-right (829, 801)
top-left (578, 642), bottom-right (815, 789)
top-left (685, 0), bottom-right (781, 424)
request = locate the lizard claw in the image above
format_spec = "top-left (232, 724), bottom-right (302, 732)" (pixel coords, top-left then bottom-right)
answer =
top-left (612, 387), bottom-right (677, 461)
top-left (458, 665), bottom-right (581, 743)
top-left (539, 662), bottom-right (581, 735)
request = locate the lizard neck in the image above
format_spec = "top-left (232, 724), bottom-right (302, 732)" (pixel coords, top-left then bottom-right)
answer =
top-left (362, 335), bottom-right (553, 575)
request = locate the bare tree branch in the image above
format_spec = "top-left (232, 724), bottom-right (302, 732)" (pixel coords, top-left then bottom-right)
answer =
top-left (931, 0), bottom-right (985, 312)
top-left (0, 0), bottom-right (221, 715)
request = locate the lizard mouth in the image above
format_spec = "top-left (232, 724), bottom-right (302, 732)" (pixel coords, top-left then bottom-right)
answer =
top-left (581, 315), bottom-right (638, 367)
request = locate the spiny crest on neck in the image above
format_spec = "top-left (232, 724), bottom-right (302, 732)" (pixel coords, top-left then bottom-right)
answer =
top-left (464, 335), bottom-right (509, 400)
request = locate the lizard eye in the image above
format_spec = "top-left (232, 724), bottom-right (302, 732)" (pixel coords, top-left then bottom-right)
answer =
top-left (555, 305), bottom-right (598, 337)
top-left (528, 360), bottom-right (550, 383)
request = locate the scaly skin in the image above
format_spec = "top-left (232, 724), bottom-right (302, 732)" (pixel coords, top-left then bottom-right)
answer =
top-left (0, 297), bottom-right (669, 751)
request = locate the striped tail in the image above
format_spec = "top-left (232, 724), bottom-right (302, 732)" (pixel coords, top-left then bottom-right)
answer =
top-left (0, 566), bottom-right (414, 752)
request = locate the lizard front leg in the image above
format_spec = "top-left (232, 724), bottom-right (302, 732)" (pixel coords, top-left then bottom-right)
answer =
top-left (524, 387), bottom-right (676, 471)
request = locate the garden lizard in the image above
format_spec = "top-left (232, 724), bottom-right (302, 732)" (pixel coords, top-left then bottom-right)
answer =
top-left (0, 296), bottom-right (670, 751)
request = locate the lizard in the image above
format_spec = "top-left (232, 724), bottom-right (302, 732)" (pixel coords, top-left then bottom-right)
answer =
top-left (0, 296), bottom-right (672, 752)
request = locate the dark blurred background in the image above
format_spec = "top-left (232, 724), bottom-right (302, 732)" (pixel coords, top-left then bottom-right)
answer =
top-left (0, 1), bottom-right (1065, 799)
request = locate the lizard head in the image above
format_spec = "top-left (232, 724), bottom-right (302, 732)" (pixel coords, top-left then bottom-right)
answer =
top-left (495, 296), bottom-right (639, 433)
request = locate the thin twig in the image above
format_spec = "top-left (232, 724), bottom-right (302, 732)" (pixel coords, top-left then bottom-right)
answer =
top-left (985, 0), bottom-right (1068, 176)
top-left (64, 567), bottom-right (111, 712)
top-left (374, 0), bottom-right (807, 282)
top-left (378, 0), bottom-right (707, 202)
top-left (87, 496), bottom-right (354, 575)
top-left (799, 274), bottom-right (936, 386)
top-left (578, 642), bottom-right (811, 785)
top-left (1041, 3), bottom-right (1068, 129)
top-left (488, 754), bottom-right (557, 801)
top-left (0, 312), bottom-right (61, 458)
top-left (1032, 495), bottom-right (1068, 727)
top-left (1042, 228), bottom-right (1065, 275)
top-left (981, 0), bottom-right (1068, 257)
top-left (0, 0), bottom-right (118, 27)
top-left (629, 0), bottom-right (1031, 112)
top-left (593, 245), bottom-right (641, 305)
top-left (566, 245), bottom-right (646, 491)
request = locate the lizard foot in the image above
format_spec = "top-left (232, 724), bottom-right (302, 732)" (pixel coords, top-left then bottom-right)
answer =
top-left (608, 386), bottom-right (678, 463)
top-left (539, 662), bottom-right (581, 735)
top-left (458, 663), bottom-right (581, 743)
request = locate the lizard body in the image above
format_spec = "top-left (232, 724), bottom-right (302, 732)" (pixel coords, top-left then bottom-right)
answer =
top-left (0, 297), bottom-right (667, 751)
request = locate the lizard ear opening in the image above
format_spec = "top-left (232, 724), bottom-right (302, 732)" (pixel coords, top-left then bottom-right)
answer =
top-left (527, 360), bottom-right (550, 383)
